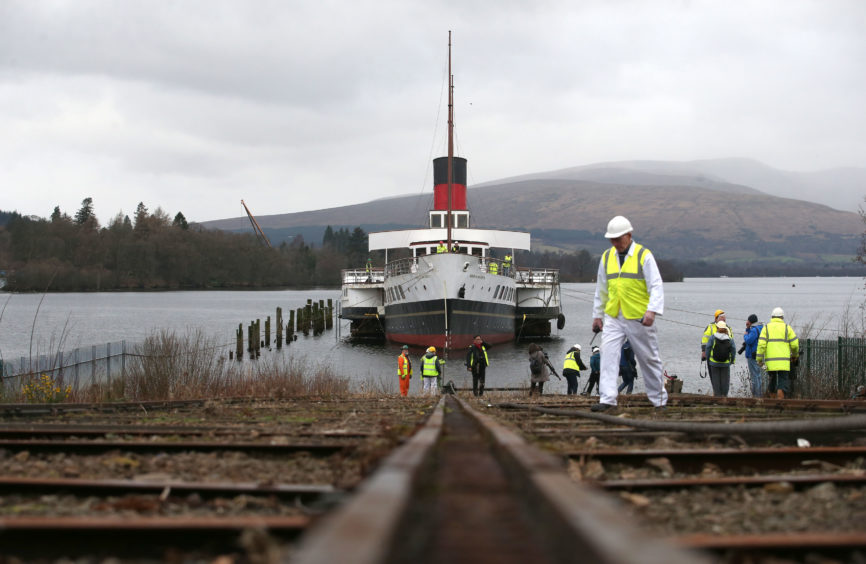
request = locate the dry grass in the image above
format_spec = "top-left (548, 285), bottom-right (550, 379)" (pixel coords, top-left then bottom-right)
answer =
top-left (70, 330), bottom-right (352, 402)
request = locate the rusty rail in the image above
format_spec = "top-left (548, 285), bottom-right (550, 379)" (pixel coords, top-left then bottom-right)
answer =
top-left (292, 395), bottom-right (708, 564)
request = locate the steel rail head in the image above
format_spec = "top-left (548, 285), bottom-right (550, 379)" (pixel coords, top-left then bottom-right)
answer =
top-left (496, 402), bottom-right (866, 436)
top-left (457, 397), bottom-right (711, 564)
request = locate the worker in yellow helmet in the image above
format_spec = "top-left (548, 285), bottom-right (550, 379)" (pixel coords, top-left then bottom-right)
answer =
top-left (420, 346), bottom-right (444, 395)
top-left (701, 309), bottom-right (729, 361)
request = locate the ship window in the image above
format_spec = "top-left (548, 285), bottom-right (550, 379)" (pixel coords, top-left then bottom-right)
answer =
top-left (456, 214), bottom-right (468, 228)
top-left (494, 285), bottom-right (500, 297)
top-left (398, 286), bottom-right (406, 300)
top-left (430, 214), bottom-right (442, 228)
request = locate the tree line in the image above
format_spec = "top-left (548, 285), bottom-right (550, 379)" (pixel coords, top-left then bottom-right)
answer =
top-left (0, 199), bottom-right (685, 292)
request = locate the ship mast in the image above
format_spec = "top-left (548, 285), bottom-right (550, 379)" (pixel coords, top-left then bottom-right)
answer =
top-left (446, 31), bottom-right (453, 250)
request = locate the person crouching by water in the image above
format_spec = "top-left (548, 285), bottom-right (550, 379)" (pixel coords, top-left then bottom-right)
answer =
top-left (528, 343), bottom-right (552, 396)
top-left (465, 335), bottom-right (490, 397)
top-left (421, 346), bottom-right (444, 395)
top-left (705, 320), bottom-right (735, 396)
top-left (562, 343), bottom-right (587, 395)
top-left (397, 345), bottom-right (412, 397)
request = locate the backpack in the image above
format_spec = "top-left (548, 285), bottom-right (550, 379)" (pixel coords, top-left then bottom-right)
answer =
top-left (529, 355), bottom-right (543, 375)
top-left (711, 338), bottom-right (732, 363)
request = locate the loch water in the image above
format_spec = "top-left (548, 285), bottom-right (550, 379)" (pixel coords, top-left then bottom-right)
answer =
top-left (0, 277), bottom-right (862, 397)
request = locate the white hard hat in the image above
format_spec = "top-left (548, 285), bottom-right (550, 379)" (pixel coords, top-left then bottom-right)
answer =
top-left (772, 307), bottom-right (785, 318)
top-left (604, 216), bottom-right (634, 238)
top-left (574, 344), bottom-right (581, 351)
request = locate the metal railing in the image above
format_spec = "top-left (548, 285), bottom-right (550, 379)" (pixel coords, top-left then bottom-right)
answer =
top-left (514, 267), bottom-right (559, 285)
top-left (1, 341), bottom-right (134, 392)
top-left (341, 268), bottom-right (385, 285)
top-left (798, 337), bottom-right (866, 398)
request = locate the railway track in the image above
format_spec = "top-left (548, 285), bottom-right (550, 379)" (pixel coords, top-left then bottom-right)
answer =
top-left (1, 394), bottom-right (864, 562)
top-left (480, 394), bottom-right (866, 561)
top-left (0, 397), bottom-right (435, 561)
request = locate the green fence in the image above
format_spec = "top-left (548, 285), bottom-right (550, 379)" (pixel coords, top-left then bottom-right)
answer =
top-left (798, 337), bottom-right (866, 399)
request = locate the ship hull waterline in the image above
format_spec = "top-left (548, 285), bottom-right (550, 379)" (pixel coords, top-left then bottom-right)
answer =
top-left (384, 297), bottom-right (515, 350)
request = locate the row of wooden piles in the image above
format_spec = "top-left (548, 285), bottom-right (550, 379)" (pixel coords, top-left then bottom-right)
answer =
top-left (232, 299), bottom-right (334, 360)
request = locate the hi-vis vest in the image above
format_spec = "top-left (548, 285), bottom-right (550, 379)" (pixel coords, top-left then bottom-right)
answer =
top-left (437, 244), bottom-right (447, 253)
top-left (398, 354), bottom-right (411, 380)
top-left (422, 355), bottom-right (441, 377)
top-left (603, 243), bottom-right (650, 319)
top-left (757, 319), bottom-right (799, 371)
top-left (504, 254), bottom-right (512, 266)
top-left (563, 351), bottom-right (580, 371)
top-left (468, 346), bottom-right (488, 367)
top-left (489, 262), bottom-right (499, 275)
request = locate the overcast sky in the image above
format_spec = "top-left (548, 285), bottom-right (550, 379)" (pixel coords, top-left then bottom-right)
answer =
top-left (1, 0), bottom-right (864, 224)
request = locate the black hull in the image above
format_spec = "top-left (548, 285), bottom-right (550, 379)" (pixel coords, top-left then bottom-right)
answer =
top-left (385, 298), bottom-right (515, 349)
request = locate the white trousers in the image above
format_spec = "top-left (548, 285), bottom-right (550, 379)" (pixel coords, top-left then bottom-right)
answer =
top-left (599, 313), bottom-right (668, 407)
top-left (422, 377), bottom-right (439, 395)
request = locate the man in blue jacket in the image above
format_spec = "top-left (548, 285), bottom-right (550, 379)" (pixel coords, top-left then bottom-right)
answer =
top-left (741, 314), bottom-right (764, 397)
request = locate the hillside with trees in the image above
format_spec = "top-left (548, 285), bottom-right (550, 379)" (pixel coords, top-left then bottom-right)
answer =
top-left (1, 199), bottom-right (635, 292)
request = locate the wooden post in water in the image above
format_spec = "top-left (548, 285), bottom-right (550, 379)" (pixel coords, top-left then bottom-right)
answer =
top-left (287, 310), bottom-right (295, 344)
top-left (276, 307), bottom-right (283, 350)
top-left (312, 301), bottom-right (320, 335)
top-left (236, 324), bottom-right (243, 361)
top-left (265, 316), bottom-right (271, 348)
top-left (326, 299), bottom-right (333, 330)
top-left (255, 319), bottom-right (262, 358)
top-left (304, 300), bottom-right (312, 336)
top-left (247, 323), bottom-right (255, 360)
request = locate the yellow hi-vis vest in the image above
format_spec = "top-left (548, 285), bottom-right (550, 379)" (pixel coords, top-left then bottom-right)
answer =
top-left (421, 355), bottom-right (441, 377)
top-left (468, 346), bottom-right (488, 367)
top-left (756, 318), bottom-right (799, 371)
top-left (397, 354), bottom-right (411, 380)
top-left (702, 322), bottom-right (720, 349)
top-left (603, 243), bottom-right (651, 319)
top-left (489, 262), bottom-right (499, 275)
top-left (504, 255), bottom-right (512, 267)
top-left (437, 244), bottom-right (447, 253)
top-left (563, 351), bottom-right (580, 371)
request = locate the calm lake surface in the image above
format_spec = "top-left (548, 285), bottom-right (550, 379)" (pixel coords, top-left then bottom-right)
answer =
top-left (1, 277), bottom-right (863, 397)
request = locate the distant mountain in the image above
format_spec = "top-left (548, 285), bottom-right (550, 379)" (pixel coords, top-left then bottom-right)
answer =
top-left (202, 164), bottom-right (863, 266)
top-left (477, 158), bottom-right (866, 213)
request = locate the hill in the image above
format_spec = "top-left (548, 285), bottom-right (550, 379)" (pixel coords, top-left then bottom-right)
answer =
top-left (202, 161), bottom-right (864, 270)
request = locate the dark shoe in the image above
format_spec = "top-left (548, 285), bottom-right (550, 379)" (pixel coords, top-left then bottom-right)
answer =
top-left (654, 405), bottom-right (667, 411)
top-left (591, 403), bottom-right (615, 412)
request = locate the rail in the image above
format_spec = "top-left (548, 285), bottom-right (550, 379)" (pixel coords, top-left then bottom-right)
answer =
top-left (341, 267), bottom-right (385, 285)
top-left (292, 395), bottom-right (706, 564)
top-left (515, 266), bottom-right (559, 285)
top-left (382, 255), bottom-right (519, 278)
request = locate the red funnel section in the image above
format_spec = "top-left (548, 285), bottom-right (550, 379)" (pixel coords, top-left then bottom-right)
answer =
top-left (433, 157), bottom-right (467, 211)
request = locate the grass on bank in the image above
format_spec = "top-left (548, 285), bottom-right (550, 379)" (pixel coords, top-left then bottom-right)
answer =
top-left (1, 329), bottom-right (361, 404)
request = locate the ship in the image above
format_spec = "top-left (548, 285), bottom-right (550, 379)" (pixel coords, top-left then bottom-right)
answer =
top-left (338, 34), bottom-right (562, 350)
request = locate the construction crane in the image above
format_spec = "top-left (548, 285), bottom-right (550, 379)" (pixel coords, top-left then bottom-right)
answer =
top-left (241, 199), bottom-right (272, 248)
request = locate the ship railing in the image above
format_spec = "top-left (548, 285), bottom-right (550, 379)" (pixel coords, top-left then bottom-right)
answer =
top-left (384, 257), bottom-right (419, 277)
top-left (341, 268), bottom-right (385, 285)
top-left (385, 255), bottom-right (519, 278)
top-left (514, 267), bottom-right (559, 285)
